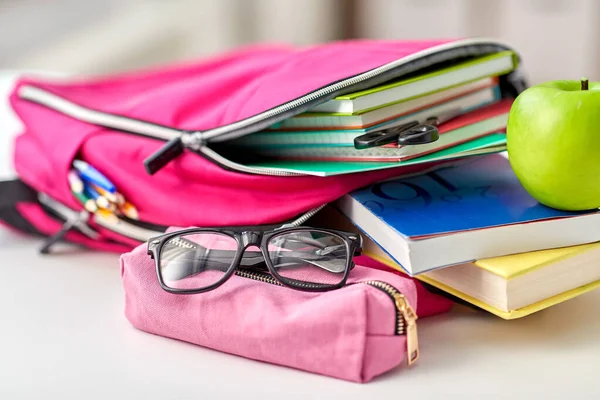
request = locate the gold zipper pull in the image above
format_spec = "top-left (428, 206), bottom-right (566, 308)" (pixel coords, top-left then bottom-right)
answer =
top-left (394, 293), bottom-right (419, 366)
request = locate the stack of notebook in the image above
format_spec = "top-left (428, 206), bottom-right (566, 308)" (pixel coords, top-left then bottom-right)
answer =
top-left (313, 154), bottom-right (600, 319)
top-left (230, 51), bottom-right (517, 176)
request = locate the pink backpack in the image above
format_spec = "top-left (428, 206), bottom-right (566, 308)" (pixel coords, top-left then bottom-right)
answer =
top-left (0, 38), bottom-right (524, 253)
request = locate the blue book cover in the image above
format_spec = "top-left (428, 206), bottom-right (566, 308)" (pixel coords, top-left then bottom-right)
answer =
top-left (346, 154), bottom-right (591, 239)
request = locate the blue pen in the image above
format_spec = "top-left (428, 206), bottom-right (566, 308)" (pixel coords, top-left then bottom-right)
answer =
top-left (73, 160), bottom-right (116, 193)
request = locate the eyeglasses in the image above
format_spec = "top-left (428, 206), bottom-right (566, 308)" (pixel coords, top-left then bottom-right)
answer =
top-left (147, 226), bottom-right (363, 293)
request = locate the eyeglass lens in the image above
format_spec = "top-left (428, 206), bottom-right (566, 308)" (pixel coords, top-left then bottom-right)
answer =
top-left (267, 230), bottom-right (348, 287)
top-left (158, 232), bottom-right (238, 290)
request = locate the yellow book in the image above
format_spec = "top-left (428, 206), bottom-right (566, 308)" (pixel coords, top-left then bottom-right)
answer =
top-left (313, 206), bottom-right (600, 320)
top-left (365, 238), bottom-right (600, 320)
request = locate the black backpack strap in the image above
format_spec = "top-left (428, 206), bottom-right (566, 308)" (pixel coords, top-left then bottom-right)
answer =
top-left (0, 179), bottom-right (44, 236)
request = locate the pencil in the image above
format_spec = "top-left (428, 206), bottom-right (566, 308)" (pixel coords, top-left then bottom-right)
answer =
top-left (83, 182), bottom-right (111, 209)
top-left (94, 209), bottom-right (120, 225)
top-left (114, 192), bottom-right (125, 206)
top-left (120, 201), bottom-right (139, 220)
top-left (72, 190), bottom-right (98, 213)
top-left (92, 184), bottom-right (118, 204)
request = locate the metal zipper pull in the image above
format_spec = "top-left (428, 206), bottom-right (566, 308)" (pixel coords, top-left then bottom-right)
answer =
top-left (38, 192), bottom-right (99, 242)
top-left (39, 210), bottom-right (91, 254)
top-left (358, 280), bottom-right (420, 366)
top-left (394, 293), bottom-right (419, 366)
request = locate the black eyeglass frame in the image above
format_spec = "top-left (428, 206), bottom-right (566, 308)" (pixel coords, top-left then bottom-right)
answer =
top-left (147, 226), bottom-right (363, 294)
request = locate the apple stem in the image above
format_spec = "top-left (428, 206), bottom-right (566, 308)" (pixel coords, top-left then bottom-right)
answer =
top-left (581, 77), bottom-right (589, 90)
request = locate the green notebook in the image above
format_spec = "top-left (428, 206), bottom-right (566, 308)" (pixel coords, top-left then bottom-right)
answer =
top-left (244, 133), bottom-right (507, 177)
top-left (270, 78), bottom-right (497, 130)
top-left (306, 51), bottom-right (517, 114)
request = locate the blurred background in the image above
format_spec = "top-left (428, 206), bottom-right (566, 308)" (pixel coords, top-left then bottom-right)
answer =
top-left (0, 0), bottom-right (598, 175)
top-left (1, 0), bottom-right (599, 85)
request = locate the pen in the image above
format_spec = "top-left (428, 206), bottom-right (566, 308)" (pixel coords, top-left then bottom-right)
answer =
top-left (114, 192), bottom-right (125, 206)
top-left (94, 209), bottom-right (120, 225)
top-left (68, 170), bottom-right (84, 193)
top-left (72, 160), bottom-right (116, 193)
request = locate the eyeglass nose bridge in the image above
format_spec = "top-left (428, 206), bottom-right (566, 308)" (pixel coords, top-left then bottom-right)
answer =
top-left (240, 231), bottom-right (262, 248)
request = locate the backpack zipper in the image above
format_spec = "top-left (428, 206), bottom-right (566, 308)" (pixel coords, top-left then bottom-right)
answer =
top-left (279, 204), bottom-right (326, 227)
top-left (16, 85), bottom-right (303, 177)
top-left (37, 193), bottom-right (99, 240)
top-left (17, 39), bottom-right (513, 176)
top-left (37, 191), bottom-right (326, 250)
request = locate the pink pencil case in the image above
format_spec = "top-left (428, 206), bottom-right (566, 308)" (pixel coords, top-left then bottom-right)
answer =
top-left (120, 239), bottom-right (453, 383)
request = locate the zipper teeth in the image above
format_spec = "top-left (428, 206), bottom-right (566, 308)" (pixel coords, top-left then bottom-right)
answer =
top-left (196, 63), bottom-right (394, 143)
top-left (38, 193), bottom-right (79, 222)
top-left (17, 86), bottom-right (294, 176)
top-left (170, 236), bottom-right (196, 249)
top-left (93, 213), bottom-right (162, 241)
top-left (234, 269), bottom-right (283, 286)
top-left (286, 204), bottom-right (327, 227)
top-left (235, 269), bottom-right (333, 289)
top-left (359, 280), bottom-right (405, 335)
top-left (234, 273), bottom-right (407, 335)
top-left (19, 86), bottom-right (185, 141)
top-left (198, 146), bottom-right (302, 176)
top-left (196, 38), bottom-right (511, 143)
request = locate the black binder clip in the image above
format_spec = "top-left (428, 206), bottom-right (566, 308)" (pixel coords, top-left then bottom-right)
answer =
top-left (353, 111), bottom-right (460, 150)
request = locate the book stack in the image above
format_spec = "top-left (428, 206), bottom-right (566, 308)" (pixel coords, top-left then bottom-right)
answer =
top-left (229, 51), bottom-right (518, 176)
top-left (314, 154), bottom-right (600, 319)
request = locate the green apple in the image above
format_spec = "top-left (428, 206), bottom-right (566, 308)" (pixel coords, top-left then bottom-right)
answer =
top-left (506, 78), bottom-right (600, 210)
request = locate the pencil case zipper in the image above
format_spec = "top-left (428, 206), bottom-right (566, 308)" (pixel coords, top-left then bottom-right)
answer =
top-left (17, 39), bottom-right (513, 176)
top-left (235, 268), bottom-right (419, 366)
top-left (37, 191), bottom-right (326, 250)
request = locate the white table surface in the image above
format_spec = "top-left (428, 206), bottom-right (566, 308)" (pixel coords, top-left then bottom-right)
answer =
top-left (1, 73), bottom-right (599, 399)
